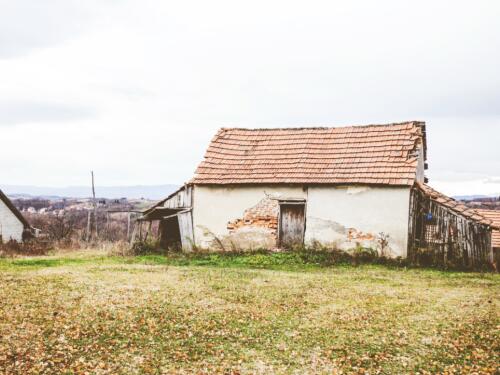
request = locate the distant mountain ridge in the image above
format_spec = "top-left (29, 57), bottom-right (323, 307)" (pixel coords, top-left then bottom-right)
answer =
top-left (0, 184), bottom-right (179, 200)
top-left (3, 184), bottom-right (497, 202)
top-left (453, 194), bottom-right (500, 201)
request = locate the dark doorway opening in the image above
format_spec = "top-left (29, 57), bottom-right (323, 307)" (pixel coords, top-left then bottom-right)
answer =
top-left (159, 216), bottom-right (182, 250)
top-left (279, 202), bottom-right (306, 248)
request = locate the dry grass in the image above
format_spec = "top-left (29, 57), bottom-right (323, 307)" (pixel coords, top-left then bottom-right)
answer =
top-left (0, 251), bottom-right (498, 374)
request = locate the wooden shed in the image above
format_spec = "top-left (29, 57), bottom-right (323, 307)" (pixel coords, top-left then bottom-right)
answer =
top-left (408, 184), bottom-right (496, 268)
top-left (139, 185), bottom-right (194, 251)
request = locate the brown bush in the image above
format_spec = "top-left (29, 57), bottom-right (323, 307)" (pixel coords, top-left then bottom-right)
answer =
top-left (0, 239), bottom-right (51, 257)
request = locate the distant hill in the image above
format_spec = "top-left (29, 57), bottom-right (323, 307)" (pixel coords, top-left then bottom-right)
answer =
top-left (0, 184), bottom-right (179, 200)
top-left (453, 194), bottom-right (499, 201)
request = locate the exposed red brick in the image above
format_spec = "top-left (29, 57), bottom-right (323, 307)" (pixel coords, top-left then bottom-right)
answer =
top-left (227, 197), bottom-right (279, 234)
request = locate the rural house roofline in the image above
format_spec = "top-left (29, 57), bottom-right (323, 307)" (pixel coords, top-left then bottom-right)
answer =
top-left (0, 189), bottom-right (31, 229)
top-left (216, 121), bottom-right (427, 160)
top-left (192, 121), bottom-right (427, 186)
top-left (217, 121), bottom-right (425, 132)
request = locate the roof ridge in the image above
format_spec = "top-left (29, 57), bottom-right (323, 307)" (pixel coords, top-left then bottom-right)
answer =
top-left (219, 121), bottom-right (424, 132)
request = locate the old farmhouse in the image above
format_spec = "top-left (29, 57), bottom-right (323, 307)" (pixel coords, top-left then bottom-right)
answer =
top-left (142, 121), bottom-right (496, 267)
top-left (0, 189), bottom-right (32, 243)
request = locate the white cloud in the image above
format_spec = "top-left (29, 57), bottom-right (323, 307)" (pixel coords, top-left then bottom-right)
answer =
top-left (0, 101), bottom-right (95, 124)
top-left (0, 0), bottom-right (499, 194)
top-left (432, 178), bottom-right (500, 197)
top-left (0, 0), bottom-right (93, 58)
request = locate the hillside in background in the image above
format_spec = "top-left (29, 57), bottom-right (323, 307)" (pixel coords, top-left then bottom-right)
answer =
top-left (458, 195), bottom-right (500, 211)
top-left (1, 184), bottom-right (179, 200)
top-left (454, 194), bottom-right (500, 201)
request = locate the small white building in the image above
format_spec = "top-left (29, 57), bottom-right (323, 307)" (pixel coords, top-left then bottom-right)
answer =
top-left (143, 121), bottom-right (495, 265)
top-left (0, 189), bottom-right (32, 243)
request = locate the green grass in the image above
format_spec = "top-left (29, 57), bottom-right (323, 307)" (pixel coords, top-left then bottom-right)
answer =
top-left (0, 249), bottom-right (394, 271)
top-left (0, 250), bottom-right (498, 374)
top-left (132, 251), bottom-right (346, 270)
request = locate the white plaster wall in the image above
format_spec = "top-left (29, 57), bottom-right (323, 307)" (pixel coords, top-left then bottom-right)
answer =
top-left (193, 185), bottom-right (306, 249)
top-left (0, 199), bottom-right (24, 242)
top-left (192, 184), bottom-right (412, 256)
top-left (305, 186), bottom-right (411, 257)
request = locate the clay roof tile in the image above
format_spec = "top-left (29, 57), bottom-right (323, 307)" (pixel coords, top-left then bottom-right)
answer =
top-left (192, 121), bottom-right (427, 185)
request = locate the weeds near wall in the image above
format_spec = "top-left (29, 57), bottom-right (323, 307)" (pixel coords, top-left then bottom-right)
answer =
top-left (130, 238), bottom-right (163, 256)
top-left (120, 242), bottom-right (409, 269)
top-left (411, 247), bottom-right (495, 272)
top-left (377, 232), bottom-right (390, 257)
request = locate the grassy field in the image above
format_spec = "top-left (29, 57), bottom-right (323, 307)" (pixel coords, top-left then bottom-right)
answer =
top-left (0, 251), bottom-right (498, 374)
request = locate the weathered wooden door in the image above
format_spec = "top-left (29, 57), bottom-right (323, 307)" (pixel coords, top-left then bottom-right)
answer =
top-left (178, 211), bottom-right (194, 252)
top-left (279, 203), bottom-right (305, 248)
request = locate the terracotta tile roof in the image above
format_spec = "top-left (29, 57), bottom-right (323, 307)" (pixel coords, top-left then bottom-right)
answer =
top-left (192, 121), bottom-right (426, 185)
top-left (477, 209), bottom-right (500, 248)
top-left (416, 183), bottom-right (497, 228)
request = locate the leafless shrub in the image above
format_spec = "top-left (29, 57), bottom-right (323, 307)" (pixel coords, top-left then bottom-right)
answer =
top-left (24, 210), bottom-right (138, 248)
top-left (377, 232), bottom-right (390, 257)
top-left (0, 239), bottom-right (51, 258)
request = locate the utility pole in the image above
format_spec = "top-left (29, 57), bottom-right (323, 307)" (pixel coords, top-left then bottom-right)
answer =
top-left (91, 171), bottom-right (98, 239)
top-left (127, 211), bottom-right (131, 241)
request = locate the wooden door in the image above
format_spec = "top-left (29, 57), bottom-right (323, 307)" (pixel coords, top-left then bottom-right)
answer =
top-left (279, 203), bottom-right (305, 248)
top-left (178, 211), bottom-right (194, 252)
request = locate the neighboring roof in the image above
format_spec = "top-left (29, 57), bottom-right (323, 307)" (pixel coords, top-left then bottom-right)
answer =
top-left (416, 183), bottom-right (497, 228)
top-left (477, 209), bottom-right (500, 248)
top-left (192, 121), bottom-right (426, 185)
top-left (0, 189), bottom-right (31, 228)
top-left (142, 185), bottom-right (186, 215)
top-left (141, 207), bottom-right (186, 221)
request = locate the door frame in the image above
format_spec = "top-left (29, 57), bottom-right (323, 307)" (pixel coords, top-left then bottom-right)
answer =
top-left (277, 199), bottom-right (306, 248)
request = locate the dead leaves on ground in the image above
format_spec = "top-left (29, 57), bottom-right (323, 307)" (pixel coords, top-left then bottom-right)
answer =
top-left (0, 262), bottom-right (498, 374)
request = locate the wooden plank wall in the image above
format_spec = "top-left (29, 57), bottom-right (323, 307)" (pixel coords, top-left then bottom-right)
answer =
top-left (408, 188), bottom-right (493, 269)
top-left (163, 185), bottom-right (194, 251)
top-left (163, 185), bottom-right (192, 209)
top-left (178, 211), bottom-right (194, 251)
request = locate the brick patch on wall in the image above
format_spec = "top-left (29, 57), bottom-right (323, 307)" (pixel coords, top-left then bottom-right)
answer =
top-left (227, 197), bottom-right (279, 235)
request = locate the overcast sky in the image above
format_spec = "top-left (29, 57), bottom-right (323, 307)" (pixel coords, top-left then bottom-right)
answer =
top-left (0, 0), bottom-right (499, 196)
